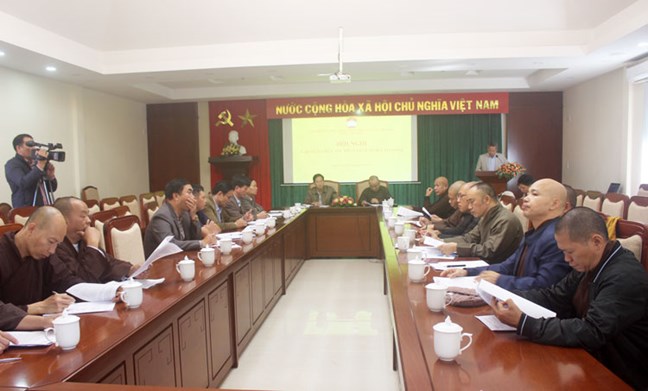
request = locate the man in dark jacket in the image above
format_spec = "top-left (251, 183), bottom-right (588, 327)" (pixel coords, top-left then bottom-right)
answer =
top-left (5, 134), bottom-right (58, 207)
top-left (494, 207), bottom-right (648, 389)
top-left (442, 179), bottom-right (571, 290)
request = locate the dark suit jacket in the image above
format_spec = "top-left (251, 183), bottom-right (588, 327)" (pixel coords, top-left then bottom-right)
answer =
top-left (241, 195), bottom-right (265, 218)
top-left (223, 195), bottom-right (245, 222)
top-left (304, 185), bottom-right (337, 205)
top-left (4, 154), bottom-right (58, 207)
top-left (202, 196), bottom-right (238, 231)
top-left (143, 202), bottom-right (202, 257)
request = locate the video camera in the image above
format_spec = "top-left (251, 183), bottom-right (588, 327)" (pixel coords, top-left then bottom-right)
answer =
top-left (27, 140), bottom-right (66, 162)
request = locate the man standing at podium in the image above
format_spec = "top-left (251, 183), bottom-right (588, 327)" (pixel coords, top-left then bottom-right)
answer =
top-left (475, 143), bottom-right (508, 171)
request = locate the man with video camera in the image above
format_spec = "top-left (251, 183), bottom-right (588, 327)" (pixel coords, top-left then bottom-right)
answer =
top-left (5, 134), bottom-right (58, 207)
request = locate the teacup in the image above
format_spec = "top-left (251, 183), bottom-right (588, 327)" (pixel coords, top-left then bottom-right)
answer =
top-left (119, 280), bottom-right (143, 309)
top-left (198, 247), bottom-right (216, 267)
top-left (394, 222), bottom-right (405, 235)
top-left (283, 210), bottom-right (291, 219)
top-left (176, 257), bottom-right (195, 282)
top-left (404, 228), bottom-right (417, 244)
top-left (397, 236), bottom-right (410, 252)
top-left (407, 248), bottom-right (425, 261)
top-left (408, 259), bottom-right (430, 282)
top-left (241, 230), bottom-right (254, 244)
top-left (220, 238), bottom-right (233, 255)
top-left (45, 312), bottom-right (80, 350)
top-left (254, 223), bottom-right (265, 235)
top-left (434, 316), bottom-right (473, 361)
top-left (266, 218), bottom-right (276, 228)
top-left (383, 209), bottom-right (392, 219)
top-left (387, 216), bottom-right (397, 228)
top-left (426, 283), bottom-right (447, 312)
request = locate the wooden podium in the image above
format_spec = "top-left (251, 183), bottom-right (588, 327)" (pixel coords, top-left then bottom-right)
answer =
top-left (475, 171), bottom-right (509, 195)
top-left (208, 155), bottom-right (255, 180)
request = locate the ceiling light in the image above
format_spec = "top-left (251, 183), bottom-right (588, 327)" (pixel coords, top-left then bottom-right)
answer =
top-left (465, 70), bottom-right (480, 76)
top-left (0, 50), bottom-right (5, 57)
top-left (269, 75), bottom-right (284, 82)
top-left (638, 42), bottom-right (648, 48)
top-left (46, 66), bottom-right (57, 72)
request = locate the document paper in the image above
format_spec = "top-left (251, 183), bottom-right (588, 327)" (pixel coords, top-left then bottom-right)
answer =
top-left (432, 260), bottom-right (489, 271)
top-left (7, 331), bottom-right (53, 347)
top-left (396, 206), bottom-right (423, 219)
top-left (130, 236), bottom-right (182, 279)
top-left (476, 280), bottom-right (556, 319)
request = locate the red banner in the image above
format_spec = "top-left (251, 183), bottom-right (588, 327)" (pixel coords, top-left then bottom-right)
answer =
top-left (266, 92), bottom-right (508, 118)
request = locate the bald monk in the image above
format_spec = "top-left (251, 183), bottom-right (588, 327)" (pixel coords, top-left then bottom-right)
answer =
top-left (442, 179), bottom-right (571, 290)
top-left (422, 176), bottom-right (455, 219)
top-left (358, 175), bottom-right (392, 206)
top-left (0, 206), bottom-right (81, 330)
top-left (439, 182), bottom-right (523, 262)
top-left (51, 197), bottom-right (137, 283)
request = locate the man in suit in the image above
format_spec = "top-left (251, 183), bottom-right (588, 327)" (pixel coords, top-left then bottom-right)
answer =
top-left (304, 173), bottom-right (337, 206)
top-left (475, 143), bottom-right (508, 171)
top-left (242, 179), bottom-right (268, 218)
top-left (203, 181), bottom-right (250, 231)
top-left (143, 178), bottom-right (216, 257)
top-left (51, 196), bottom-right (136, 283)
top-left (223, 175), bottom-right (256, 222)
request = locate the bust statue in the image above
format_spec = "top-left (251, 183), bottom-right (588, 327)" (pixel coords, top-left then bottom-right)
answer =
top-left (223, 130), bottom-right (246, 155)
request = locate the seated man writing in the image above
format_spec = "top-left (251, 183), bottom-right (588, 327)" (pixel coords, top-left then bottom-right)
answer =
top-left (358, 175), bottom-right (392, 206)
top-left (439, 182), bottom-right (523, 262)
top-left (51, 196), bottom-right (137, 283)
top-left (442, 179), bottom-right (571, 290)
top-left (144, 178), bottom-right (216, 257)
top-left (493, 207), bottom-right (648, 389)
top-left (304, 173), bottom-right (337, 206)
top-left (420, 181), bottom-right (478, 238)
top-left (0, 206), bottom-right (82, 330)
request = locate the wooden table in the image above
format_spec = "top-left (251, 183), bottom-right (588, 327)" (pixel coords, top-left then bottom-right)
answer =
top-left (380, 216), bottom-right (631, 390)
top-left (0, 207), bottom-right (631, 390)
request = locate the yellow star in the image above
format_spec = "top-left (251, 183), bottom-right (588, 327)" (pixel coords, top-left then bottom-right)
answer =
top-left (238, 109), bottom-right (257, 127)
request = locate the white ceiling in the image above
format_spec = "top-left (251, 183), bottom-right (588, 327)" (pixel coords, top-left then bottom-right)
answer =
top-left (0, 0), bottom-right (647, 103)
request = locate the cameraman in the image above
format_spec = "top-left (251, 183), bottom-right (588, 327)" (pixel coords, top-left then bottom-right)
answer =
top-left (5, 134), bottom-right (57, 207)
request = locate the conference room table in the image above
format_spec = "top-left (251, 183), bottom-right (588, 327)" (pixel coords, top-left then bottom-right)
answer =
top-left (0, 206), bottom-right (631, 390)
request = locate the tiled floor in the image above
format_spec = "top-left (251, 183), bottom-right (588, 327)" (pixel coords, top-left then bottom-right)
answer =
top-left (221, 258), bottom-right (400, 391)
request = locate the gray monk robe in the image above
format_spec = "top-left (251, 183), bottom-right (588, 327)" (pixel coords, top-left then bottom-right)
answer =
top-left (0, 232), bottom-right (82, 330)
top-left (50, 237), bottom-right (132, 283)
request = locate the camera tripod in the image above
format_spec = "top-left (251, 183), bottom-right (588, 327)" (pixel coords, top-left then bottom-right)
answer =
top-left (32, 161), bottom-right (56, 206)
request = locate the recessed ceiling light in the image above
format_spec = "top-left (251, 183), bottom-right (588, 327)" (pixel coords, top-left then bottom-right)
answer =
top-left (46, 66), bottom-right (57, 72)
top-left (465, 70), bottom-right (480, 76)
top-left (0, 50), bottom-right (5, 57)
top-left (638, 42), bottom-right (648, 48)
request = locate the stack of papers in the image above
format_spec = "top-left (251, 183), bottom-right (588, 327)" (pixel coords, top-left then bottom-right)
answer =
top-left (396, 207), bottom-right (423, 219)
top-left (431, 260), bottom-right (489, 270)
top-left (63, 301), bottom-right (115, 315)
top-left (476, 280), bottom-right (556, 319)
top-left (433, 276), bottom-right (478, 290)
top-left (130, 236), bottom-right (182, 279)
top-left (7, 331), bottom-right (52, 347)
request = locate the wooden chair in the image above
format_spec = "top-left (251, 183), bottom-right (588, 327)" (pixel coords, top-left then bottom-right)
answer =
top-left (616, 218), bottom-right (648, 271)
top-left (0, 203), bottom-right (11, 224)
top-left (114, 205), bottom-right (131, 217)
top-left (91, 209), bottom-right (119, 251)
top-left (100, 197), bottom-right (121, 211)
top-left (582, 191), bottom-right (603, 212)
top-left (355, 179), bottom-right (389, 202)
top-left (574, 189), bottom-right (585, 207)
top-left (141, 201), bottom-right (159, 228)
top-left (104, 215), bottom-right (145, 266)
top-left (309, 180), bottom-right (341, 195)
top-left (601, 193), bottom-right (629, 219)
top-left (638, 184), bottom-right (648, 197)
top-left (119, 195), bottom-right (140, 219)
top-left (84, 199), bottom-right (101, 215)
top-left (0, 223), bottom-right (23, 235)
top-left (154, 191), bottom-right (165, 207)
top-left (8, 206), bottom-right (37, 225)
top-left (628, 196), bottom-right (648, 225)
top-left (81, 185), bottom-right (100, 202)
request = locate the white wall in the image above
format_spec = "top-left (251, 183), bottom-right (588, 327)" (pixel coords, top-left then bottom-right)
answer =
top-left (562, 68), bottom-right (629, 193)
top-left (0, 67), bottom-right (148, 204)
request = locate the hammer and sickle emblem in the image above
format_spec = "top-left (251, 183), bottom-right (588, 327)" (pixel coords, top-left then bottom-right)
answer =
top-left (216, 110), bottom-right (233, 127)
